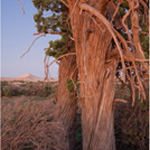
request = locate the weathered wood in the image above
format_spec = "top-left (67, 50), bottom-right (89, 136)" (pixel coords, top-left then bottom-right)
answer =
top-left (68, 1), bottom-right (117, 149)
top-left (55, 55), bottom-right (78, 150)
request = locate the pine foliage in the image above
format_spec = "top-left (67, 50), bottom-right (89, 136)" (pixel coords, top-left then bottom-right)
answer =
top-left (32, 0), bottom-right (74, 58)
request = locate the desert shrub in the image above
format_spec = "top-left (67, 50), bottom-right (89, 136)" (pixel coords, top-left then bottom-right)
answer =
top-left (40, 84), bottom-right (53, 97)
top-left (115, 102), bottom-right (149, 150)
top-left (1, 85), bottom-right (15, 97)
top-left (1, 99), bottom-right (69, 150)
top-left (1, 81), bottom-right (9, 87)
top-left (114, 82), bottom-right (149, 150)
top-left (1, 81), bottom-right (56, 97)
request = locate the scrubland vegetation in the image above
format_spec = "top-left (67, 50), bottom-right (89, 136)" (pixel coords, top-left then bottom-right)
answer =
top-left (1, 81), bottom-right (57, 97)
top-left (1, 80), bottom-right (148, 150)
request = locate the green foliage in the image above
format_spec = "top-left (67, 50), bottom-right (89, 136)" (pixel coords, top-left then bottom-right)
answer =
top-left (32, 0), bottom-right (74, 58)
top-left (66, 78), bottom-right (75, 93)
top-left (66, 78), bottom-right (78, 99)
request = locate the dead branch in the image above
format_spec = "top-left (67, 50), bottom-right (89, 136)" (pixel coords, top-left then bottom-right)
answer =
top-left (44, 55), bottom-right (53, 82)
top-left (44, 47), bottom-right (50, 51)
top-left (20, 33), bottom-right (45, 58)
top-left (128, 0), bottom-right (148, 72)
top-left (111, 2), bottom-right (122, 23)
top-left (60, 0), bottom-right (69, 8)
top-left (69, 36), bottom-right (75, 41)
top-left (122, 8), bottom-right (133, 44)
top-left (48, 52), bottom-right (76, 68)
top-left (89, 15), bottom-right (104, 32)
top-left (114, 29), bottom-right (149, 63)
top-left (33, 32), bottom-right (61, 36)
top-left (135, 58), bottom-right (149, 62)
top-left (115, 99), bottom-right (128, 103)
top-left (18, 0), bottom-right (25, 15)
top-left (139, 0), bottom-right (149, 10)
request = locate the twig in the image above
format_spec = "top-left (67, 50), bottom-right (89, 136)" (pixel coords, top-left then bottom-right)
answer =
top-left (18, 0), bottom-right (25, 15)
top-left (122, 8), bottom-right (132, 44)
top-left (48, 52), bottom-right (76, 68)
top-left (115, 98), bottom-right (128, 103)
top-left (44, 55), bottom-right (51, 82)
top-left (140, 31), bottom-right (149, 35)
top-left (111, 2), bottom-right (122, 23)
top-left (69, 36), bottom-right (75, 41)
top-left (44, 47), bottom-right (50, 51)
top-left (89, 15), bottom-right (104, 32)
top-left (20, 33), bottom-right (45, 58)
top-left (135, 58), bottom-right (149, 62)
top-left (139, 0), bottom-right (149, 10)
top-left (60, 0), bottom-right (69, 8)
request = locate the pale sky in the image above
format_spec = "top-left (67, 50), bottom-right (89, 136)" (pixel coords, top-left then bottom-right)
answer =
top-left (1, 0), bottom-right (60, 78)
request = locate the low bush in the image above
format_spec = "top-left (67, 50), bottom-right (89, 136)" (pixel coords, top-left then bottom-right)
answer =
top-left (1, 99), bottom-right (69, 150)
top-left (114, 82), bottom-right (149, 150)
top-left (2, 85), bottom-right (15, 97)
top-left (1, 81), bottom-right (57, 97)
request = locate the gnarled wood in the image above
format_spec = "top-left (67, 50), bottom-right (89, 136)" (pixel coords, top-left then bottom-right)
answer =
top-left (69, 1), bottom-right (117, 148)
top-left (67, 0), bottom-right (148, 149)
top-left (55, 55), bottom-right (78, 150)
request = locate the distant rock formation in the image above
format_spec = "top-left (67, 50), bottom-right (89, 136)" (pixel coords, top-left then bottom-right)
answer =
top-left (1, 74), bottom-right (43, 82)
top-left (1, 74), bottom-right (58, 82)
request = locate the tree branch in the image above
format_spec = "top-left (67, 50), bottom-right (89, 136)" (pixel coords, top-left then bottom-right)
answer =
top-left (20, 33), bottom-right (45, 58)
top-left (33, 32), bottom-right (61, 36)
top-left (48, 52), bottom-right (76, 67)
top-left (115, 98), bottom-right (128, 103)
top-left (111, 2), bottom-right (122, 23)
top-left (18, 0), bottom-right (25, 15)
top-left (60, 0), bottom-right (69, 8)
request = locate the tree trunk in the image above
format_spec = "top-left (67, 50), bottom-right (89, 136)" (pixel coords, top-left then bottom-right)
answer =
top-left (68, 1), bottom-right (117, 149)
top-left (54, 55), bottom-right (78, 149)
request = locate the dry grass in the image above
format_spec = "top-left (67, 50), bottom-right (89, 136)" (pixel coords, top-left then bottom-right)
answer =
top-left (1, 80), bottom-right (148, 150)
top-left (1, 97), bottom-right (69, 150)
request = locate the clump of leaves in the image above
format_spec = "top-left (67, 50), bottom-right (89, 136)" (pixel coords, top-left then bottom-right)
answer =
top-left (32, 0), bottom-right (74, 58)
top-left (66, 78), bottom-right (78, 99)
